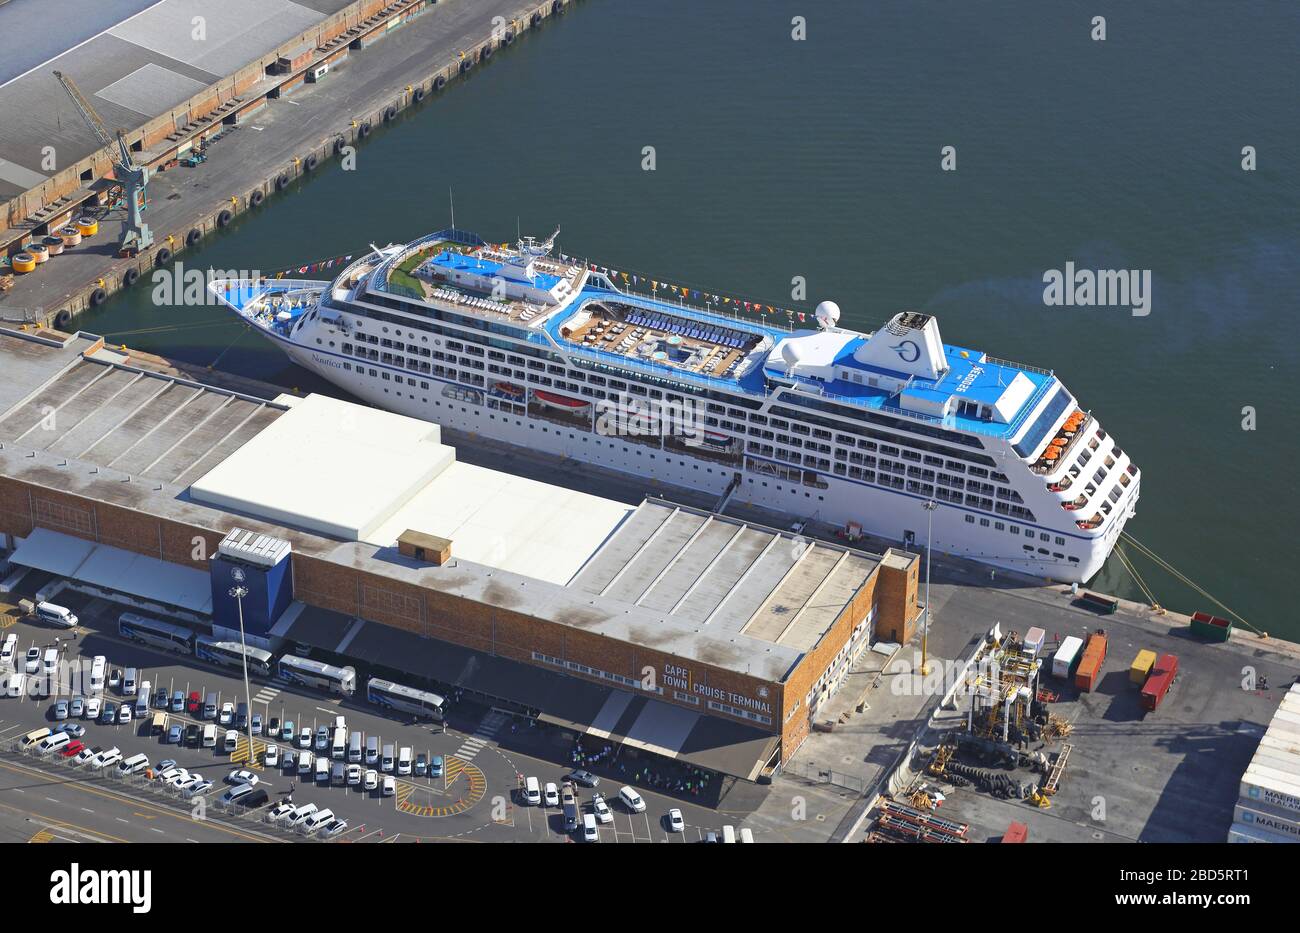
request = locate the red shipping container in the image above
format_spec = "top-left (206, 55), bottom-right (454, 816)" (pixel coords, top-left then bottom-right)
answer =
top-left (1140, 653), bottom-right (1179, 710)
top-left (1074, 630), bottom-right (1108, 692)
top-left (1002, 821), bottom-right (1029, 843)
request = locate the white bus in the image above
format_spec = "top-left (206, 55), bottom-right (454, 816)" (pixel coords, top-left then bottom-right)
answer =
top-left (89, 655), bottom-right (106, 693)
top-left (118, 613), bottom-right (195, 654)
top-left (277, 655), bottom-right (355, 697)
top-left (366, 677), bottom-right (445, 722)
top-left (194, 636), bottom-right (273, 677)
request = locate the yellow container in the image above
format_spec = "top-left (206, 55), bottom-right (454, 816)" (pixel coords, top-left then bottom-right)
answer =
top-left (1129, 649), bottom-right (1156, 685)
top-left (75, 217), bottom-right (98, 236)
top-left (11, 252), bottom-right (37, 273)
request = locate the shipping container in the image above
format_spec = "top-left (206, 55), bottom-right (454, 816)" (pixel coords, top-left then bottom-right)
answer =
top-left (1129, 650), bottom-right (1156, 685)
top-left (1002, 821), bottom-right (1028, 843)
top-left (1265, 716), bottom-right (1300, 743)
top-left (1250, 748), bottom-right (1300, 781)
top-left (1052, 636), bottom-right (1084, 680)
top-left (1234, 804), bottom-right (1300, 840)
top-left (1139, 654), bottom-right (1178, 710)
top-left (1240, 766), bottom-right (1300, 816)
top-left (1258, 733), bottom-right (1300, 760)
top-left (1022, 628), bottom-right (1045, 658)
top-left (1190, 610), bottom-right (1232, 642)
top-left (1074, 630), bottom-right (1108, 692)
top-left (1228, 821), bottom-right (1297, 844)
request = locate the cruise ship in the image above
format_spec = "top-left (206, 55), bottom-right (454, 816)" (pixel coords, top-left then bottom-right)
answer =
top-left (209, 227), bottom-right (1140, 582)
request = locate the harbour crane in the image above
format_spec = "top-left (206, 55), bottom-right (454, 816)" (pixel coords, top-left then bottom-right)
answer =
top-left (53, 70), bottom-right (153, 254)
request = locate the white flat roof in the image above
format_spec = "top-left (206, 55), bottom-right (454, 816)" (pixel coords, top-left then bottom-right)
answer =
top-left (189, 394), bottom-right (454, 541)
top-left (365, 461), bottom-right (635, 585)
top-left (188, 392), bottom-right (635, 585)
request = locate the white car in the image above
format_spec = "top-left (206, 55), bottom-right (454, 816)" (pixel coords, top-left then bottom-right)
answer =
top-left (84, 697), bottom-right (101, 720)
top-left (223, 730), bottom-right (239, 753)
top-left (157, 767), bottom-right (189, 783)
top-left (364, 769), bottom-right (378, 791)
top-left (314, 727), bottom-right (330, 751)
top-left (582, 813), bottom-right (599, 842)
top-left (176, 774), bottom-right (206, 792)
top-left (297, 727), bottom-right (312, 749)
top-left (90, 747), bottom-right (122, 770)
top-left (264, 744), bottom-right (280, 768)
top-left (346, 764), bottom-right (362, 786)
top-left (667, 808), bottom-right (685, 832)
top-left (543, 782), bottom-right (559, 807)
top-left (74, 745), bottom-right (100, 766)
top-left (218, 702), bottom-right (234, 725)
top-left (267, 801), bottom-right (295, 823)
top-left (382, 774), bottom-right (395, 797)
top-left (324, 819), bottom-right (349, 837)
top-left (24, 647), bottom-right (40, 674)
top-left (184, 780), bottom-right (213, 798)
top-left (618, 786), bottom-right (646, 813)
top-left (226, 768), bottom-right (259, 786)
top-left (591, 794), bottom-right (613, 824)
top-left (117, 704), bottom-right (132, 724)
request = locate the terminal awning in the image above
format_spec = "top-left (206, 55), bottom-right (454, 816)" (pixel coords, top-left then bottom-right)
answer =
top-left (282, 603), bottom-right (778, 781)
top-left (10, 528), bottom-right (212, 614)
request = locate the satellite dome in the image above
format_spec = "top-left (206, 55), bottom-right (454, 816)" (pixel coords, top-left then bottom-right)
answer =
top-left (780, 339), bottom-right (803, 368)
top-left (814, 300), bottom-right (841, 330)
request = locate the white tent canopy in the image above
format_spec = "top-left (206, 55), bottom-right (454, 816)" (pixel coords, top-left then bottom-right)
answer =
top-left (11, 527), bottom-right (212, 614)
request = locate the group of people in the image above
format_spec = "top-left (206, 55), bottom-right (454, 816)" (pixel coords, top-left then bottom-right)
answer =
top-left (569, 738), bottom-right (719, 798)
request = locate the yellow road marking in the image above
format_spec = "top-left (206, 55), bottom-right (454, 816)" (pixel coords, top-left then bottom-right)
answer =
top-left (29, 829), bottom-right (54, 843)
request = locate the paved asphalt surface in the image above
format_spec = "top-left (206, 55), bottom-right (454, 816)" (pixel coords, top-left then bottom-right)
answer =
top-left (0, 596), bottom-right (776, 843)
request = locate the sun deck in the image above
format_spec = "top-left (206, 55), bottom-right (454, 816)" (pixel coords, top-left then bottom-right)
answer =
top-left (556, 297), bottom-right (769, 380)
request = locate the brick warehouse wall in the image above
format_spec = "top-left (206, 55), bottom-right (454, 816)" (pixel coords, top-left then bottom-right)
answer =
top-left (293, 552), bottom-right (785, 735)
top-left (0, 472), bottom-right (916, 764)
top-left (0, 477), bottom-right (224, 570)
top-left (778, 552), bottom-right (920, 760)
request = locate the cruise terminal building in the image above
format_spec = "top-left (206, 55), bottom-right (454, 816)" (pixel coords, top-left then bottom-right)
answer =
top-left (0, 328), bottom-right (920, 781)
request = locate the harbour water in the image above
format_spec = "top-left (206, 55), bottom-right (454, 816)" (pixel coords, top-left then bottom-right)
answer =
top-left (74, 1), bottom-right (1300, 636)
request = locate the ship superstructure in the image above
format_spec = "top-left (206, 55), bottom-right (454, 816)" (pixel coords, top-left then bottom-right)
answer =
top-left (211, 227), bottom-right (1140, 582)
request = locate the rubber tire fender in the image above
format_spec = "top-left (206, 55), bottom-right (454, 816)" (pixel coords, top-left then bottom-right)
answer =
top-left (55, 309), bottom-right (72, 328)
top-left (216, 208), bottom-right (234, 227)
top-left (123, 267), bottom-right (140, 287)
top-left (185, 228), bottom-right (201, 247)
top-left (88, 288), bottom-right (107, 306)
top-left (358, 121), bottom-right (372, 139)
top-left (250, 188), bottom-right (265, 207)
top-left (305, 153), bottom-right (319, 171)
top-left (154, 247), bottom-right (173, 267)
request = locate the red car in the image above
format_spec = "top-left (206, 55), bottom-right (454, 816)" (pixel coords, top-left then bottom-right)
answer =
top-left (60, 740), bottom-right (86, 758)
top-left (186, 691), bottom-right (201, 715)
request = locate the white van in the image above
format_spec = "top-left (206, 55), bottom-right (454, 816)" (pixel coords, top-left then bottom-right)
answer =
top-left (134, 682), bottom-right (152, 718)
top-left (315, 756), bottom-right (330, 783)
top-left (0, 632), bottom-right (17, 667)
top-left (116, 752), bottom-right (150, 775)
top-left (721, 825), bottom-right (736, 844)
top-left (36, 731), bottom-right (70, 755)
top-left (202, 724), bottom-right (217, 748)
top-left (22, 726), bottom-right (52, 746)
top-left (397, 746), bottom-right (412, 775)
top-left (223, 730), bottom-right (239, 753)
top-left (738, 827), bottom-right (754, 843)
top-left (35, 601), bottom-right (78, 628)
top-left (5, 673), bottom-right (27, 698)
top-left (331, 727), bottom-right (347, 760)
top-left (287, 802), bottom-right (318, 827)
top-left (522, 776), bottom-right (542, 806)
top-left (348, 731), bottom-right (362, 763)
top-left (581, 812), bottom-right (599, 842)
top-left (41, 647), bottom-right (58, 675)
top-left (89, 656), bottom-right (106, 693)
top-left (381, 744), bottom-right (395, 773)
top-left (304, 808), bottom-right (335, 834)
top-left (365, 735), bottom-right (379, 765)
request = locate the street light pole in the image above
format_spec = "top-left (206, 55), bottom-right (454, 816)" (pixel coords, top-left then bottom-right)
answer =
top-left (921, 499), bottom-right (937, 676)
top-left (229, 584), bottom-right (256, 767)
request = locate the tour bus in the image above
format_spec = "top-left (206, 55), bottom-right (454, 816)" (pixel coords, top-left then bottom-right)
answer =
top-left (194, 635), bottom-right (274, 677)
top-left (365, 677), bottom-right (445, 721)
top-left (277, 655), bottom-right (356, 697)
top-left (118, 613), bottom-right (195, 654)
top-left (89, 655), bottom-right (106, 693)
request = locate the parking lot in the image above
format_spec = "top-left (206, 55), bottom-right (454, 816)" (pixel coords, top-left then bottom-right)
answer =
top-left (0, 590), bottom-right (774, 843)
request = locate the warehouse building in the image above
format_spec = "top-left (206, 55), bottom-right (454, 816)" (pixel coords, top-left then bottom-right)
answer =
top-left (0, 327), bottom-right (920, 780)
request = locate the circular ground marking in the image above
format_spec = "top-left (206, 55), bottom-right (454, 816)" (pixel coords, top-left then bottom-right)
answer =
top-left (394, 757), bottom-right (486, 817)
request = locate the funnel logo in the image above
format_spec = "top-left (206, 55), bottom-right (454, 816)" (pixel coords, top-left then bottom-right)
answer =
top-left (892, 340), bottom-right (920, 363)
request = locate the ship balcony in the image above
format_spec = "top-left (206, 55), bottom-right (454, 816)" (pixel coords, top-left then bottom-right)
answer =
top-left (1061, 494), bottom-right (1088, 511)
top-left (1077, 512), bottom-right (1104, 530)
top-left (1029, 410), bottom-right (1093, 475)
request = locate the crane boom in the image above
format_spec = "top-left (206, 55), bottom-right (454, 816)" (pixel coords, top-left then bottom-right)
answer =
top-left (51, 70), bottom-right (152, 253)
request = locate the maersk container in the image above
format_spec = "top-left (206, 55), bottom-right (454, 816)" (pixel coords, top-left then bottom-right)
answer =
top-left (1250, 747), bottom-right (1300, 781)
top-left (1234, 803), bottom-right (1300, 841)
top-left (1052, 636), bottom-right (1084, 680)
top-left (1258, 733), bottom-right (1300, 762)
top-left (1248, 761), bottom-right (1300, 789)
top-left (1228, 821), bottom-right (1298, 844)
top-left (1240, 766), bottom-right (1300, 816)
